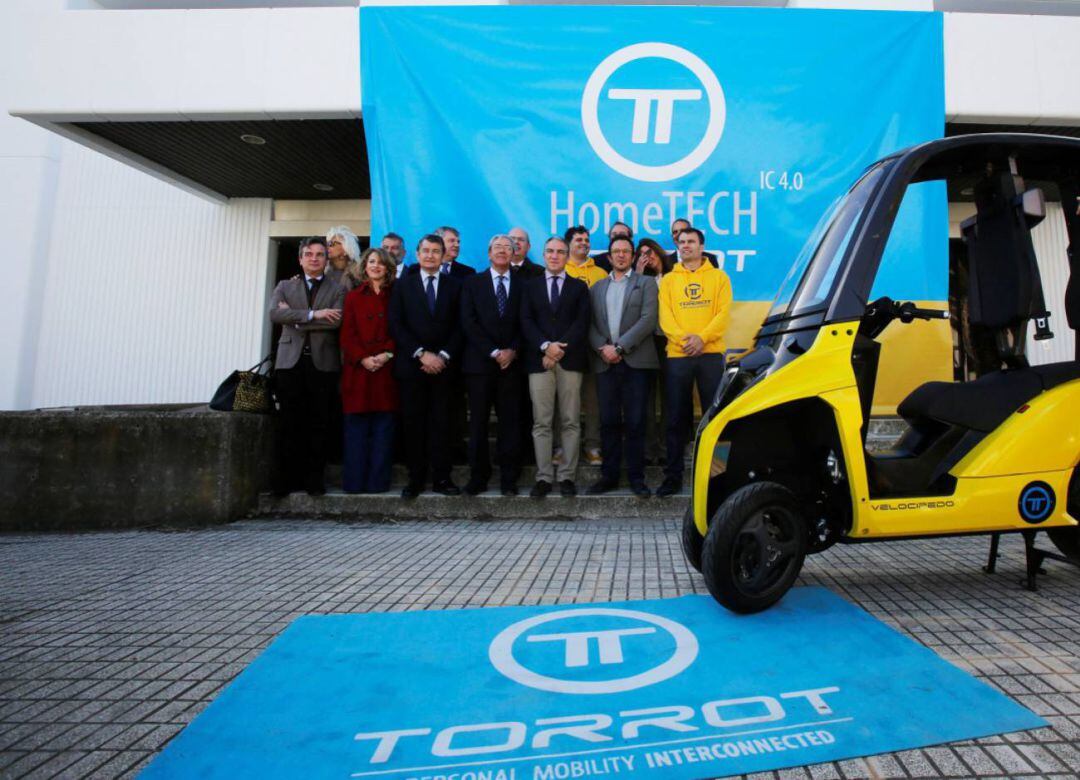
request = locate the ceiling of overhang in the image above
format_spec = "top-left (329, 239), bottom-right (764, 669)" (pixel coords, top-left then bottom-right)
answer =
top-left (66, 119), bottom-right (1080, 202)
top-left (71, 118), bottom-right (370, 200)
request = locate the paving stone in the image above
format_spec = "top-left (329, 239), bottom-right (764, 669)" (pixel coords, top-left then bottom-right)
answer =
top-left (0, 518), bottom-right (1077, 779)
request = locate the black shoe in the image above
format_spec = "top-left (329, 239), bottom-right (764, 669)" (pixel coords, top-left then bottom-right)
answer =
top-left (306, 486), bottom-right (326, 496)
top-left (501, 485), bottom-right (519, 497)
top-left (433, 480), bottom-right (461, 496)
top-left (655, 476), bottom-right (681, 497)
top-left (530, 480), bottom-right (552, 499)
top-left (464, 480), bottom-right (487, 496)
top-left (271, 487), bottom-right (294, 499)
top-left (586, 478), bottom-right (617, 496)
top-left (401, 484), bottom-right (422, 500)
top-left (630, 482), bottom-right (652, 498)
top-left (559, 480), bottom-right (577, 497)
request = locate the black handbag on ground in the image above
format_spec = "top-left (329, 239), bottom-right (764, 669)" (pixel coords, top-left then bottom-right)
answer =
top-left (210, 355), bottom-right (275, 413)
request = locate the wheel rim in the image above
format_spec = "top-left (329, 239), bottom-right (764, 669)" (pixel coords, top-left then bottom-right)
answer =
top-left (730, 507), bottom-right (800, 595)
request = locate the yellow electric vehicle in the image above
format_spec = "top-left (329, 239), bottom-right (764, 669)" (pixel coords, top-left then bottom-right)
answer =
top-left (682, 134), bottom-right (1080, 613)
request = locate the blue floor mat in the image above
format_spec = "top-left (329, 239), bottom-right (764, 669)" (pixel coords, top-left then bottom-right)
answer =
top-left (141, 587), bottom-right (1044, 779)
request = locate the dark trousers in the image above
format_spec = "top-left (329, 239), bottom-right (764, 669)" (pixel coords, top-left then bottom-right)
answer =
top-left (399, 372), bottom-right (453, 488)
top-left (597, 362), bottom-right (649, 485)
top-left (342, 412), bottom-right (395, 493)
top-left (664, 353), bottom-right (727, 481)
top-left (466, 370), bottom-right (523, 490)
top-left (273, 354), bottom-right (338, 492)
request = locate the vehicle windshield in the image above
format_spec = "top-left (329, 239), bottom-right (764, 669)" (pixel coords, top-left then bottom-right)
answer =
top-left (767, 162), bottom-right (888, 320)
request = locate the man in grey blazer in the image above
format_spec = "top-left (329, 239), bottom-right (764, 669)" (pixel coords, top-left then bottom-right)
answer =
top-left (269, 236), bottom-right (346, 497)
top-left (587, 235), bottom-right (659, 497)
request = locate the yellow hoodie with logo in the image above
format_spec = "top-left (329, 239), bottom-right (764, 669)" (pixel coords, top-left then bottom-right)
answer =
top-left (565, 256), bottom-right (607, 288)
top-left (658, 262), bottom-right (733, 357)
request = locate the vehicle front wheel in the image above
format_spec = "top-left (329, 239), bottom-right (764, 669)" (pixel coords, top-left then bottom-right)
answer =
top-left (701, 482), bottom-right (807, 614)
top-left (681, 506), bottom-right (703, 572)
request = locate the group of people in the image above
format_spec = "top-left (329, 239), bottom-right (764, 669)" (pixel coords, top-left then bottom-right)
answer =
top-left (268, 218), bottom-right (732, 500)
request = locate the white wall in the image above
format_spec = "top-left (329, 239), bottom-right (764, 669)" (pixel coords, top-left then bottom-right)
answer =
top-left (30, 143), bottom-right (272, 408)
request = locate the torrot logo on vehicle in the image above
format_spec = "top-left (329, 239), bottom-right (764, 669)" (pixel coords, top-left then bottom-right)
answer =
top-left (488, 607), bottom-right (699, 694)
top-left (1018, 481), bottom-right (1056, 524)
top-left (581, 43), bottom-right (726, 182)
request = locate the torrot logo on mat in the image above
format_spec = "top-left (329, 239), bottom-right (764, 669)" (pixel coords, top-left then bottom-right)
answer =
top-left (141, 591), bottom-right (1044, 779)
top-left (581, 43), bottom-right (726, 182)
top-left (488, 607), bottom-right (699, 694)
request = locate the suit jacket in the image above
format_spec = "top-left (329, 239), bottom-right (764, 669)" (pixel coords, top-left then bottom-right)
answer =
top-left (510, 258), bottom-right (544, 279)
top-left (406, 261), bottom-right (476, 279)
top-left (388, 271), bottom-right (464, 379)
top-left (591, 252), bottom-right (613, 273)
top-left (519, 274), bottom-right (591, 374)
top-left (460, 270), bottom-right (524, 375)
top-left (269, 276), bottom-right (346, 372)
top-left (588, 273), bottom-right (660, 373)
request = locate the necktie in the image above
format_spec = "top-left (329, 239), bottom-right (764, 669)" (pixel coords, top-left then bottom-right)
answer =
top-left (425, 275), bottom-right (436, 313)
top-left (495, 274), bottom-right (507, 317)
top-left (549, 276), bottom-right (561, 309)
top-left (306, 277), bottom-right (321, 307)
top-left (441, 262), bottom-right (451, 275)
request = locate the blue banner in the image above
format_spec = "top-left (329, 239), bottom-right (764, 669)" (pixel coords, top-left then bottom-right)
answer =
top-left (360, 6), bottom-right (946, 301)
top-left (142, 590), bottom-right (1042, 779)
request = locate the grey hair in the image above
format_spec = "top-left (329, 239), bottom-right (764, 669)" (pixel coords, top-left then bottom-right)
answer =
top-left (488, 234), bottom-right (515, 252)
top-left (325, 225), bottom-right (361, 263)
top-left (509, 226), bottom-right (530, 242)
top-left (435, 225), bottom-right (460, 239)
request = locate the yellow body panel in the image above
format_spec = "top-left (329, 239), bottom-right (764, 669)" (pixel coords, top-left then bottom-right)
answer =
top-left (952, 380), bottom-right (1080, 477)
top-left (869, 300), bottom-right (952, 415)
top-left (691, 324), bottom-right (1079, 540)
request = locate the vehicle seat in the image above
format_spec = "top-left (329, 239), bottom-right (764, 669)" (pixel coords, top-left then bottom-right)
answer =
top-left (898, 362), bottom-right (1080, 433)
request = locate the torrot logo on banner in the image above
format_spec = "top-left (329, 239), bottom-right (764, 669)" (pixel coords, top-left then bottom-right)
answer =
top-left (361, 5), bottom-right (947, 347)
top-left (582, 43), bottom-right (726, 182)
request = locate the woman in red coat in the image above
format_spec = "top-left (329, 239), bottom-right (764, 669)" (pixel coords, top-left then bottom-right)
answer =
top-left (340, 248), bottom-right (398, 493)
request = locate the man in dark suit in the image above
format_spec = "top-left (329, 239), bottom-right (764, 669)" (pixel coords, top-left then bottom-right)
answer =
top-left (591, 221), bottom-right (632, 273)
top-left (269, 237), bottom-right (346, 496)
top-left (520, 236), bottom-right (591, 497)
top-left (509, 227), bottom-right (545, 278)
top-left (667, 218), bottom-right (719, 267)
top-left (389, 233), bottom-right (465, 498)
top-left (460, 235), bottom-right (525, 496)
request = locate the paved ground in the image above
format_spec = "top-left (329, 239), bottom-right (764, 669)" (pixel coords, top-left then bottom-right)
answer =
top-left (1, 517), bottom-right (1078, 780)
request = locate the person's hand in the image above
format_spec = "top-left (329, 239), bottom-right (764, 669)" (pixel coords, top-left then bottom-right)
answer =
top-left (635, 255), bottom-right (649, 274)
top-left (681, 334), bottom-right (705, 357)
top-left (600, 345), bottom-right (622, 364)
top-left (420, 351), bottom-right (446, 374)
top-left (277, 300), bottom-right (289, 309)
top-left (371, 353), bottom-right (389, 370)
top-left (542, 355), bottom-right (556, 371)
top-left (360, 356), bottom-right (378, 372)
top-left (313, 308), bottom-right (342, 323)
top-left (495, 349), bottom-right (517, 370)
top-left (544, 341), bottom-right (567, 361)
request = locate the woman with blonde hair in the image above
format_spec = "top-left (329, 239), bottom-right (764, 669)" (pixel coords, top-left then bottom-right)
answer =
top-left (340, 247), bottom-right (398, 492)
top-left (326, 226), bottom-right (363, 290)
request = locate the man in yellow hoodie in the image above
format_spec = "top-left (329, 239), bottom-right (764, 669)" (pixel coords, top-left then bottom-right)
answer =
top-left (564, 226), bottom-right (607, 465)
top-left (656, 227), bottom-right (733, 496)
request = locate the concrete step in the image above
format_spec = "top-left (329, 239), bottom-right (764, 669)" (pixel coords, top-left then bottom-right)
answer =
top-left (256, 490), bottom-right (689, 520)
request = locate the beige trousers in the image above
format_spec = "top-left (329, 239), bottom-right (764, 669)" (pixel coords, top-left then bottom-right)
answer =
top-left (529, 365), bottom-right (583, 483)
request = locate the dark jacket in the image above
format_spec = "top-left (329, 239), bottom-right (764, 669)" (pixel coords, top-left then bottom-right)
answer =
top-left (388, 271), bottom-right (464, 379)
top-left (460, 270), bottom-right (524, 375)
top-left (510, 258), bottom-right (545, 279)
top-left (519, 274), bottom-right (591, 374)
top-left (340, 282), bottom-right (397, 413)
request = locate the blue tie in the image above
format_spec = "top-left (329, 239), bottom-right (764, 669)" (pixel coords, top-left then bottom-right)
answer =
top-left (495, 274), bottom-right (507, 317)
top-left (441, 262), bottom-right (451, 275)
top-left (425, 275), bottom-right (436, 313)
top-left (549, 276), bottom-right (561, 309)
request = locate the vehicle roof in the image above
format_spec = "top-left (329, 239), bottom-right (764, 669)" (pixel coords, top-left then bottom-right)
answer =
top-left (886, 133), bottom-right (1080, 182)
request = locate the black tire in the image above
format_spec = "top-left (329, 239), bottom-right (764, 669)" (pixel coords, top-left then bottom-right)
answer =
top-left (701, 482), bottom-right (808, 614)
top-left (1047, 468), bottom-right (1080, 562)
top-left (681, 506), bottom-right (704, 572)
